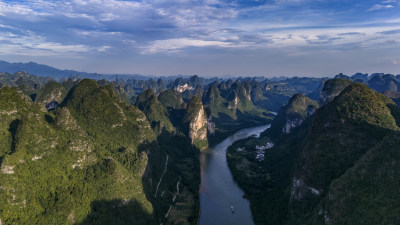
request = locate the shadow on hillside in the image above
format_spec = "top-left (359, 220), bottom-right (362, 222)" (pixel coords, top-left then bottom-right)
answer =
top-left (76, 199), bottom-right (153, 225)
top-left (8, 119), bottom-right (20, 154)
top-left (138, 128), bottom-right (200, 225)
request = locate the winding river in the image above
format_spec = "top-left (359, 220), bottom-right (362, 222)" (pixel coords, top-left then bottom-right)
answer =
top-left (199, 124), bottom-right (271, 225)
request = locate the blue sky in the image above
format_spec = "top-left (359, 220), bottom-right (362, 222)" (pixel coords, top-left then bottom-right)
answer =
top-left (0, 0), bottom-right (399, 76)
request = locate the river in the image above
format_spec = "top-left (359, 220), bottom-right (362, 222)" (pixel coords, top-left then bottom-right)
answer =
top-left (199, 124), bottom-right (271, 225)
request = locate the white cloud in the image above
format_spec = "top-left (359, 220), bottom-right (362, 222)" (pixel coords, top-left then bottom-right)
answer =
top-left (97, 46), bottom-right (111, 52)
top-left (142, 38), bottom-right (233, 53)
top-left (367, 4), bottom-right (393, 11)
top-left (0, 30), bottom-right (96, 56)
top-left (0, 0), bottom-right (399, 75)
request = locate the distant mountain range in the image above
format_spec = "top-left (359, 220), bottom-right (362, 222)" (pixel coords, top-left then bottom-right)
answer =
top-left (0, 60), bottom-right (151, 80)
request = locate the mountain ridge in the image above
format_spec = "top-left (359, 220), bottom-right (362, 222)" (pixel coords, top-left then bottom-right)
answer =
top-left (0, 60), bottom-right (149, 80)
top-left (227, 81), bottom-right (400, 225)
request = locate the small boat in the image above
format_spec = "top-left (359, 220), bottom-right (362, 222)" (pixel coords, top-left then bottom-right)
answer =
top-left (230, 205), bottom-right (235, 213)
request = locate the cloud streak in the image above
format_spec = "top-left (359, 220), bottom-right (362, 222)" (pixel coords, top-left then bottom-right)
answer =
top-left (0, 0), bottom-right (399, 75)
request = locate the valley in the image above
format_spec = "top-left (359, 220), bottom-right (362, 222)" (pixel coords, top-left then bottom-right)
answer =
top-left (0, 1), bottom-right (399, 224)
top-left (0, 70), bottom-right (400, 225)
top-left (199, 124), bottom-right (270, 225)
top-left (227, 79), bottom-right (400, 225)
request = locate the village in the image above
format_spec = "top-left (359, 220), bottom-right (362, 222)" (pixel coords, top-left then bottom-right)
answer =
top-left (236, 142), bottom-right (274, 162)
top-left (255, 142), bottom-right (274, 161)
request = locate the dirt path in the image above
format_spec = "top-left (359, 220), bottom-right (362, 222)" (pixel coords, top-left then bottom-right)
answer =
top-left (154, 154), bottom-right (169, 198)
top-left (165, 177), bottom-right (182, 218)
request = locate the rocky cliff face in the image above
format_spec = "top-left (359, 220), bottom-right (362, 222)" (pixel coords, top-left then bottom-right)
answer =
top-left (184, 96), bottom-right (208, 150)
top-left (203, 80), bottom-right (259, 121)
top-left (228, 81), bottom-right (253, 112)
top-left (135, 89), bottom-right (174, 133)
top-left (175, 83), bottom-right (195, 93)
top-left (282, 117), bottom-right (304, 134)
top-left (268, 93), bottom-right (319, 137)
top-left (189, 106), bottom-right (207, 144)
top-left (207, 115), bottom-right (215, 135)
top-left (36, 81), bottom-right (66, 102)
top-left (203, 83), bottom-right (234, 118)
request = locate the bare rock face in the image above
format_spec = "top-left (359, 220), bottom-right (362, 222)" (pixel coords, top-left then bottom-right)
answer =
top-left (266, 93), bottom-right (319, 139)
top-left (1, 164), bottom-right (14, 175)
top-left (282, 118), bottom-right (303, 134)
top-left (184, 96), bottom-right (208, 150)
top-left (175, 83), bottom-right (195, 93)
top-left (189, 106), bottom-right (207, 143)
top-left (283, 104), bottom-right (317, 133)
top-left (35, 80), bottom-right (67, 110)
top-left (207, 115), bottom-right (215, 135)
top-left (227, 94), bottom-right (239, 112)
top-left (45, 101), bottom-right (59, 111)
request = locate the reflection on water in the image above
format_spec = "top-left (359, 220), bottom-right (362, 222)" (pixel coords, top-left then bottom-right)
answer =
top-left (199, 124), bottom-right (271, 225)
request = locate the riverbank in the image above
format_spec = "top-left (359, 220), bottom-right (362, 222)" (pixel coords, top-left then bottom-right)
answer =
top-left (226, 125), bottom-right (306, 225)
top-left (208, 115), bottom-right (273, 147)
top-left (199, 124), bottom-right (271, 225)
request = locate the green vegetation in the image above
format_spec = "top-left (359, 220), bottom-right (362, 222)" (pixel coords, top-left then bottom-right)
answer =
top-left (289, 83), bottom-right (400, 224)
top-left (35, 80), bottom-right (67, 106)
top-left (135, 89), bottom-right (174, 133)
top-left (0, 72), bottom-right (50, 101)
top-left (0, 80), bottom-right (160, 224)
top-left (155, 132), bottom-right (200, 225)
top-left (159, 89), bottom-right (186, 110)
top-left (4, 73), bottom-right (367, 225)
top-left (267, 93), bottom-right (318, 138)
top-left (320, 78), bottom-right (352, 104)
top-left (0, 76), bottom-right (204, 225)
top-left (203, 82), bottom-right (274, 146)
top-left (133, 88), bottom-right (201, 224)
top-left (227, 83), bottom-right (400, 225)
top-left (203, 84), bottom-right (235, 119)
top-left (227, 118), bottom-right (312, 225)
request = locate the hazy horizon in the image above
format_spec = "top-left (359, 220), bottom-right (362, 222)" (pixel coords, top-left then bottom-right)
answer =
top-left (3, 59), bottom-right (397, 79)
top-left (0, 0), bottom-right (399, 76)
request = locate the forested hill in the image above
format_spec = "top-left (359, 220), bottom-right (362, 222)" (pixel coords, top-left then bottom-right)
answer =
top-left (0, 78), bottom-right (201, 224)
top-left (227, 80), bottom-right (400, 225)
top-left (1, 70), bottom-right (400, 225)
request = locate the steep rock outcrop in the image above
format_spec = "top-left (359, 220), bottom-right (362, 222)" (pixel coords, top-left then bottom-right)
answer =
top-left (35, 80), bottom-right (66, 110)
top-left (368, 74), bottom-right (399, 93)
top-left (267, 93), bottom-right (318, 138)
top-left (203, 83), bottom-right (235, 119)
top-left (351, 73), bottom-right (369, 82)
top-left (135, 89), bottom-right (174, 133)
top-left (184, 96), bottom-right (208, 150)
top-left (227, 81), bottom-right (253, 112)
top-left (319, 79), bottom-right (353, 105)
top-left (158, 89), bottom-right (186, 109)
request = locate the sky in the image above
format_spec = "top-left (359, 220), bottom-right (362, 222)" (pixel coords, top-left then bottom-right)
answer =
top-left (0, 0), bottom-right (399, 77)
